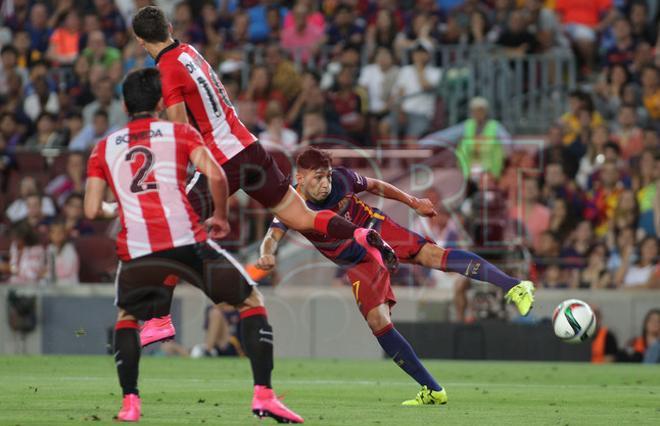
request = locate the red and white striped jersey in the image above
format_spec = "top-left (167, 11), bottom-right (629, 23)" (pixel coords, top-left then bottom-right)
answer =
top-left (156, 40), bottom-right (256, 165)
top-left (87, 117), bottom-right (207, 261)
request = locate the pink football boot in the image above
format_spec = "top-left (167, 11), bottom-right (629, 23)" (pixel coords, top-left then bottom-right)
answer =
top-left (353, 228), bottom-right (398, 272)
top-left (117, 394), bottom-right (141, 422)
top-left (252, 385), bottom-right (304, 424)
top-left (140, 315), bottom-right (176, 347)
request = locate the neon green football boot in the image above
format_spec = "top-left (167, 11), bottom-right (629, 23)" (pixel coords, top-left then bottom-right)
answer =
top-left (401, 386), bottom-right (448, 406)
top-left (505, 280), bottom-right (535, 316)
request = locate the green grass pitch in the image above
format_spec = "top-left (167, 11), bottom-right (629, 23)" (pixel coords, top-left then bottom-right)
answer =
top-left (1, 356), bottom-right (659, 425)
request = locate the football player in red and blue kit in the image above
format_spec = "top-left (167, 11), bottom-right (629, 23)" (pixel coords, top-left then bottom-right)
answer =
top-left (257, 148), bottom-right (536, 406)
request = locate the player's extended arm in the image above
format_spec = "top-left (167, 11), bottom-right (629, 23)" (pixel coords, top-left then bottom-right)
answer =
top-left (166, 102), bottom-right (189, 124)
top-left (84, 177), bottom-right (110, 220)
top-left (257, 227), bottom-right (286, 271)
top-left (189, 146), bottom-right (230, 239)
top-left (365, 177), bottom-right (437, 217)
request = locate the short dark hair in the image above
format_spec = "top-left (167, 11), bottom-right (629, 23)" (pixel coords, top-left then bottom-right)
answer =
top-left (296, 147), bottom-right (332, 170)
top-left (93, 109), bottom-right (109, 120)
top-left (64, 192), bottom-right (84, 205)
top-left (122, 68), bottom-right (162, 115)
top-left (132, 6), bottom-right (169, 43)
top-left (1, 45), bottom-right (18, 56)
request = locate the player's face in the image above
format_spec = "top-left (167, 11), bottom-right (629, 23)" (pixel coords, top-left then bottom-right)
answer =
top-left (300, 167), bottom-right (332, 202)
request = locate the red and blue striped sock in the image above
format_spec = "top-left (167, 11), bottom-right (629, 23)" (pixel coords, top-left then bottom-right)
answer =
top-left (442, 249), bottom-right (519, 292)
top-left (374, 324), bottom-right (442, 391)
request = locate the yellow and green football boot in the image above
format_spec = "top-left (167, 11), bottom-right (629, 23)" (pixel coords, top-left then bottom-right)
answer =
top-left (401, 386), bottom-right (448, 406)
top-left (505, 280), bottom-right (535, 316)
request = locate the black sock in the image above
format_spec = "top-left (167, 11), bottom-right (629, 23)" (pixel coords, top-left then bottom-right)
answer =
top-left (114, 321), bottom-right (141, 396)
top-left (240, 309), bottom-right (273, 388)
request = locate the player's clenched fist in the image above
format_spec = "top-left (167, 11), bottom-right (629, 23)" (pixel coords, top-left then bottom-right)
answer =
top-left (205, 215), bottom-right (231, 239)
top-left (411, 198), bottom-right (438, 217)
top-left (256, 254), bottom-right (276, 271)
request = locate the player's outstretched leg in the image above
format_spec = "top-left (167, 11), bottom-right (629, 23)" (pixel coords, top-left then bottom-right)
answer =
top-left (239, 290), bottom-right (304, 424)
top-left (368, 305), bottom-right (448, 406)
top-left (415, 244), bottom-right (535, 316)
top-left (114, 312), bottom-right (142, 422)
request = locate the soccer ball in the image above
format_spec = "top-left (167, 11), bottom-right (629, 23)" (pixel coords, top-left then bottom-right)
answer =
top-left (552, 299), bottom-right (597, 343)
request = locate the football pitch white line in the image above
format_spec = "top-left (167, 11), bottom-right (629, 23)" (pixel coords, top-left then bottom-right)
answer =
top-left (7, 376), bottom-right (660, 390)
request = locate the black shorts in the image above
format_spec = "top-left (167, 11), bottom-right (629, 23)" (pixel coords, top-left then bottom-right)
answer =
top-left (186, 142), bottom-right (291, 218)
top-left (114, 242), bottom-right (255, 321)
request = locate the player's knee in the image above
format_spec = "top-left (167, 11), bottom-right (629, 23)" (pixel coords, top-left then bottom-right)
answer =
top-left (366, 308), bottom-right (391, 332)
top-left (116, 310), bottom-right (136, 322)
top-left (236, 287), bottom-right (264, 309)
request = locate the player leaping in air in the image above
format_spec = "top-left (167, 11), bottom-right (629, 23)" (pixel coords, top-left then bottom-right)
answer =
top-left (256, 148), bottom-right (536, 406)
top-left (130, 7), bottom-right (398, 401)
top-left (85, 69), bottom-right (305, 423)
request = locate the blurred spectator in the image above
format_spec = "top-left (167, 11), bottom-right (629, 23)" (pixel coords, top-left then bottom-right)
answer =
top-left (394, 13), bottom-right (436, 62)
top-left (82, 30), bottom-right (122, 83)
top-left (286, 70), bottom-right (342, 136)
top-left (25, 3), bottom-right (51, 53)
top-left (523, 0), bottom-right (569, 51)
top-left (584, 160), bottom-right (625, 236)
top-left (629, 0), bottom-right (657, 45)
top-left (44, 219), bottom-right (79, 285)
top-left (603, 17), bottom-right (636, 69)
top-left (94, 0), bottom-right (127, 48)
top-left (5, 176), bottom-right (56, 223)
top-left (533, 230), bottom-right (561, 274)
top-left (122, 39), bottom-right (155, 75)
top-left (0, 111), bottom-right (23, 149)
top-left (0, 44), bottom-right (26, 97)
top-left (358, 47), bottom-right (399, 142)
top-left (326, 67), bottom-right (368, 141)
top-left (240, 65), bottom-right (287, 127)
top-left (555, 0), bottom-right (617, 76)
top-left (640, 65), bottom-right (660, 123)
top-left (509, 176), bottom-right (551, 250)
top-left (542, 162), bottom-right (584, 214)
top-left (560, 90), bottom-right (604, 145)
top-left (424, 97), bottom-right (510, 178)
top-left (67, 56), bottom-right (95, 108)
top-left (541, 126), bottom-right (581, 179)
top-left (264, 42), bottom-right (302, 103)
top-left (633, 149), bottom-right (657, 236)
top-left (326, 4), bottom-right (364, 49)
top-left (609, 189), bottom-right (639, 234)
top-left (6, 221), bottom-right (45, 284)
top-left (300, 109), bottom-right (328, 145)
top-left (542, 263), bottom-right (569, 289)
top-left (67, 107), bottom-right (112, 150)
top-left (258, 101), bottom-right (298, 153)
top-left (45, 153), bottom-right (86, 207)
top-left (391, 43), bottom-right (441, 139)
top-left (575, 125), bottom-right (609, 190)
top-left (561, 220), bottom-right (594, 281)
top-left (23, 75), bottom-right (59, 121)
top-left (0, 132), bottom-right (16, 193)
top-left (47, 9), bottom-right (81, 67)
top-left (172, 1), bottom-right (204, 47)
top-left (14, 30), bottom-right (43, 72)
top-left (611, 104), bottom-right (643, 159)
top-left (590, 307), bottom-right (618, 362)
top-left (606, 226), bottom-right (636, 271)
top-left (496, 9), bottom-right (538, 56)
top-left (60, 192), bottom-right (94, 238)
top-left (281, 2), bottom-right (325, 65)
top-left (21, 193), bottom-right (51, 232)
top-left (547, 198), bottom-right (577, 242)
top-left (81, 77), bottom-right (126, 129)
top-left (365, 9), bottom-right (398, 57)
top-left (25, 112), bottom-right (65, 149)
top-left (615, 236), bottom-right (659, 288)
top-left (577, 243), bottom-right (612, 289)
top-left (593, 64), bottom-right (631, 120)
top-left (466, 10), bottom-right (489, 45)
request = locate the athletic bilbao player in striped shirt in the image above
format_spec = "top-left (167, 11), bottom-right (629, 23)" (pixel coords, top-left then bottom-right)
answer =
top-left (84, 68), bottom-right (303, 423)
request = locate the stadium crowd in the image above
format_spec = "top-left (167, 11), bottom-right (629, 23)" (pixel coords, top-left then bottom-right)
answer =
top-left (0, 0), bottom-right (658, 295)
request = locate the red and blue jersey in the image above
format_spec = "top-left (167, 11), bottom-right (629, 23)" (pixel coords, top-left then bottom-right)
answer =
top-left (270, 167), bottom-right (386, 264)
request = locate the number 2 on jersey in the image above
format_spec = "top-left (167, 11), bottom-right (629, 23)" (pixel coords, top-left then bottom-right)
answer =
top-left (125, 146), bottom-right (158, 194)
